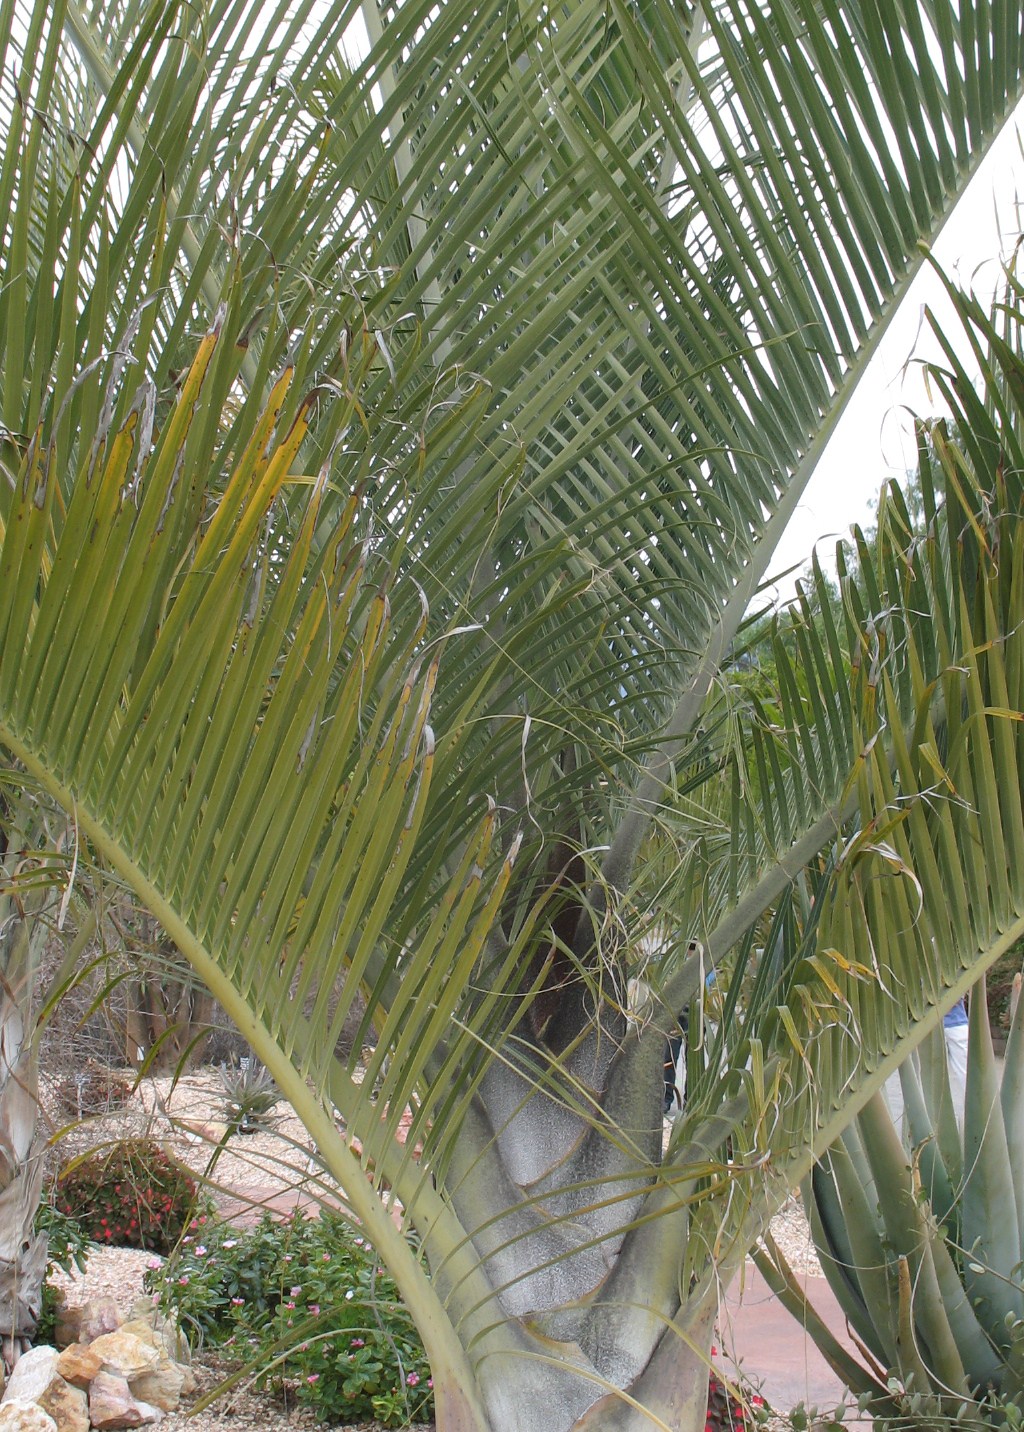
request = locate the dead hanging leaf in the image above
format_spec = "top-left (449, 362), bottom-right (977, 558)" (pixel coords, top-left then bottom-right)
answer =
top-left (817, 946), bottom-right (878, 983)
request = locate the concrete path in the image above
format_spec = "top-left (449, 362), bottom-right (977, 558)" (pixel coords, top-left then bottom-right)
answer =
top-left (718, 1261), bottom-right (867, 1417)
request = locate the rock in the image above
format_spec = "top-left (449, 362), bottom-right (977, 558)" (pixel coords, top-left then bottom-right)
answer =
top-left (88, 1373), bottom-right (162, 1429)
top-left (52, 1306), bottom-right (80, 1353)
top-left (105, 1323), bottom-right (189, 1411)
top-left (54, 1347), bottom-right (102, 1391)
top-left (1, 1350), bottom-right (88, 1432)
top-left (76, 1299), bottom-right (121, 1345)
top-left (37, 1379), bottom-right (88, 1432)
top-left (87, 1333), bottom-right (160, 1381)
top-left (0, 1402), bottom-right (56, 1432)
top-left (118, 1319), bottom-right (188, 1367)
top-left (126, 1364), bottom-right (184, 1415)
top-left (1, 1347), bottom-right (60, 1404)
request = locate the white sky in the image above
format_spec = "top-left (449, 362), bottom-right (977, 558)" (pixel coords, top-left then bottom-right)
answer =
top-left (763, 102), bottom-right (1024, 604)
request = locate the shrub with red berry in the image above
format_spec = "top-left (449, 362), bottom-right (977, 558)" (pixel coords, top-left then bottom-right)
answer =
top-left (707, 1371), bottom-right (760, 1432)
top-left (56, 1138), bottom-right (204, 1254)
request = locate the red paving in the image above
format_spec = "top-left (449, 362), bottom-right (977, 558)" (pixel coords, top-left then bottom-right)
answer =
top-left (718, 1262), bottom-right (868, 1417)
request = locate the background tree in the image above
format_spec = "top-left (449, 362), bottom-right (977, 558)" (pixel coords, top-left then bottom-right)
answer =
top-left (2, 1), bottom-right (1024, 1427)
top-left (0, 779), bottom-right (96, 1361)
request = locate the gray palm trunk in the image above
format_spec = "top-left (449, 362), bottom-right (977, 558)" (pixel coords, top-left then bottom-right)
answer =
top-left (442, 1014), bottom-right (733, 1431)
top-left (0, 903), bottom-right (50, 1361)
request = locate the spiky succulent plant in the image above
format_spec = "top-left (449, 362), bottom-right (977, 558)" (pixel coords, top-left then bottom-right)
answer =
top-left (759, 972), bottom-right (1024, 1430)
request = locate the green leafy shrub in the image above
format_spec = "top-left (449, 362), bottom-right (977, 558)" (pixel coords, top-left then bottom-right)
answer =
top-left (34, 1201), bottom-right (90, 1343)
top-left (146, 1210), bottom-right (432, 1426)
top-left (56, 1138), bottom-right (202, 1254)
top-left (148, 1211), bottom-right (759, 1430)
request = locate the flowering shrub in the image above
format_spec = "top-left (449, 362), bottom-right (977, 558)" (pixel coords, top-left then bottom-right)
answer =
top-left (146, 1210), bottom-right (433, 1427)
top-left (56, 1138), bottom-right (203, 1254)
top-left (707, 1369), bottom-right (762, 1431)
top-left (147, 1211), bottom-right (765, 1428)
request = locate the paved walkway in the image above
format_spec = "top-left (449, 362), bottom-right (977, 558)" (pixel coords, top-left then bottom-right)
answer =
top-left (719, 1261), bottom-right (867, 1417)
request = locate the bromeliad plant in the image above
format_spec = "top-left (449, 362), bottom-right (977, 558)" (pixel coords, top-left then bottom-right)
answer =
top-left (4, 1), bottom-right (1024, 1427)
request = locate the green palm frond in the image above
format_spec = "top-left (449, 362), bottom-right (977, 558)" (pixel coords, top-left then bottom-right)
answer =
top-left (4, 1), bottom-right (1024, 1426)
top-left (674, 270), bottom-right (1024, 1194)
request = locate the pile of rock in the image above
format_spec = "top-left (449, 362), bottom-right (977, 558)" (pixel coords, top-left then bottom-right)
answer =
top-left (0, 1297), bottom-right (195, 1432)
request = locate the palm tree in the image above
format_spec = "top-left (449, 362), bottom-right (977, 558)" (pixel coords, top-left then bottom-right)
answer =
top-left (2, 1), bottom-right (1024, 1426)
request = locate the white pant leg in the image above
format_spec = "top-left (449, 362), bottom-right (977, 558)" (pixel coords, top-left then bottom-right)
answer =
top-left (943, 1023), bottom-right (969, 1130)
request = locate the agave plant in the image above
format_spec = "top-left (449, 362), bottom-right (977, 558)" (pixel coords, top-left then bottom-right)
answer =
top-left (218, 1059), bottom-right (282, 1135)
top-left (3, 1), bottom-right (1024, 1427)
top-left (759, 973), bottom-right (1024, 1429)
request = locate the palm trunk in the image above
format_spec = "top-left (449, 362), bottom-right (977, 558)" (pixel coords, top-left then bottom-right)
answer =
top-left (420, 1003), bottom-right (752, 1432)
top-left (0, 919), bottom-right (48, 1364)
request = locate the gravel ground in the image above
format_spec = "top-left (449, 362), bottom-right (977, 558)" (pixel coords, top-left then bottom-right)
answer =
top-left (761, 1194), bottom-right (822, 1278)
top-left (43, 1071), bottom-right (330, 1203)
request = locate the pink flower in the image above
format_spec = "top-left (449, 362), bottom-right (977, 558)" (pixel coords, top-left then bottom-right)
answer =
top-left (223, 1239), bottom-right (238, 1249)
top-left (231, 1298), bottom-right (245, 1306)
top-left (195, 1245), bottom-right (207, 1257)
top-left (427, 1379), bottom-right (433, 1389)
top-left (306, 1374), bottom-right (319, 1385)
top-left (308, 1304), bottom-right (320, 1316)
top-left (406, 1372), bottom-right (420, 1387)
top-left (290, 1286), bottom-right (302, 1297)
top-left (178, 1276), bottom-right (189, 1286)
top-left (350, 1339), bottom-right (365, 1349)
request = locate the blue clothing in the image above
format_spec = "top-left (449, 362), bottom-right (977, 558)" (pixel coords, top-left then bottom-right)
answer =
top-left (944, 998), bottom-right (968, 1028)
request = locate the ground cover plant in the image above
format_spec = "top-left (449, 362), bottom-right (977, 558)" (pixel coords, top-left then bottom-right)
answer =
top-left (4, 2), bottom-right (1024, 1427)
top-left (146, 1210), bottom-right (434, 1427)
top-left (33, 1202), bottom-right (89, 1345)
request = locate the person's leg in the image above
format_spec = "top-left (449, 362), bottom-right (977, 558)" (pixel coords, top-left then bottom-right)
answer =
top-left (944, 1022), bottom-right (969, 1130)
